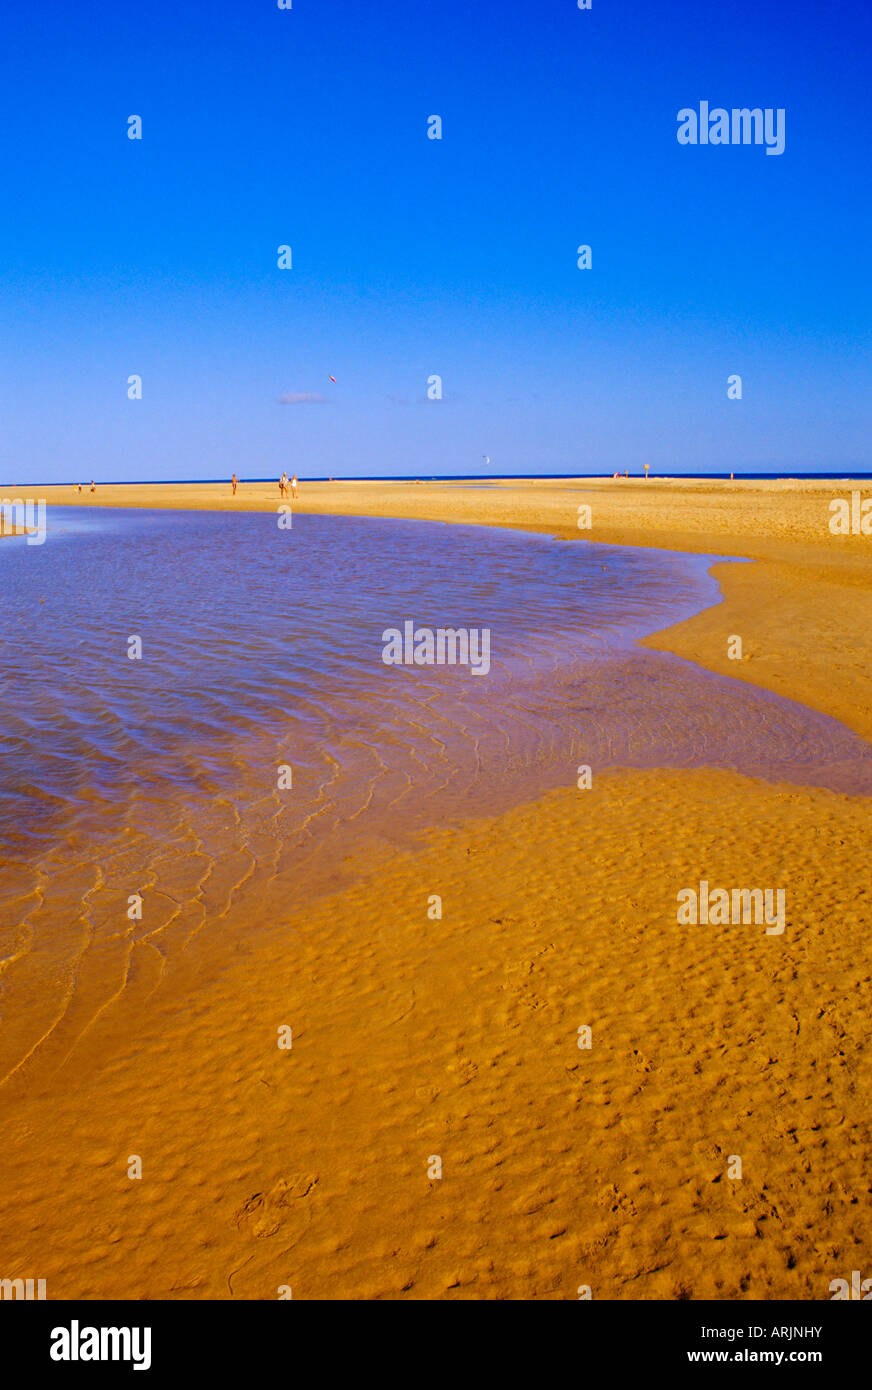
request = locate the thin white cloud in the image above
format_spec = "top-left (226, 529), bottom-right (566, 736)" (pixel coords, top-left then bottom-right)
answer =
top-left (277, 392), bottom-right (328, 405)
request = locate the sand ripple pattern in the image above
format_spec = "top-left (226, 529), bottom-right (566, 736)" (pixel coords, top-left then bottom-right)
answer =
top-left (1, 507), bottom-right (871, 1089)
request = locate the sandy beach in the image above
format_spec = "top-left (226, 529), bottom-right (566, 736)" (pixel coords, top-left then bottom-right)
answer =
top-left (3, 478), bottom-right (871, 1299)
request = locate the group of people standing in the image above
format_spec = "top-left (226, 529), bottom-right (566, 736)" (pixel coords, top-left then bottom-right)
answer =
top-left (230, 474), bottom-right (297, 497)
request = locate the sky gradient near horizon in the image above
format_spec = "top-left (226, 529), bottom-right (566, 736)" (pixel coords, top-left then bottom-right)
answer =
top-left (1, 0), bottom-right (870, 483)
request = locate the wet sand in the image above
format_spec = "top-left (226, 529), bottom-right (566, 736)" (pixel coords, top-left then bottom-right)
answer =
top-left (3, 477), bottom-right (872, 1299)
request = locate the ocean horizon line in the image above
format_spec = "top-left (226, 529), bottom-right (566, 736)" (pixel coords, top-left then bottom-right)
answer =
top-left (6, 470), bottom-right (872, 489)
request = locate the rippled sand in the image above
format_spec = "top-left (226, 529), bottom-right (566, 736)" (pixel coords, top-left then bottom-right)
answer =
top-left (2, 478), bottom-right (872, 1299)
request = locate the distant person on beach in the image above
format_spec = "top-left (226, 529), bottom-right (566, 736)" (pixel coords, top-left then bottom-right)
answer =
top-left (232, 473), bottom-right (238, 496)
top-left (280, 472), bottom-right (288, 498)
top-left (291, 474), bottom-right (298, 499)
top-left (90, 480), bottom-right (96, 493)
top-left (644, 463), bottom-right (650, 479)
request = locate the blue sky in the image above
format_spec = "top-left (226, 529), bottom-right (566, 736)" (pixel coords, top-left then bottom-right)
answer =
top-left (1, 0), bottom-right (869, 482)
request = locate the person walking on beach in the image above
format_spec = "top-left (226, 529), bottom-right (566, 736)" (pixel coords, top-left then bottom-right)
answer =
top-left (90, 480), bottom-right (96, 493)
top-left (291, 474), bottom-right (298, 499)
top-left (232, 473), bottom-right (238, 496)
top-left (279, 472), bottom-right (288, 498)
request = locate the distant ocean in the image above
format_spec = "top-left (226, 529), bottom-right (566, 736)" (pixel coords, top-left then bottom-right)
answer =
top-left (47, 470), bottom-right (872, 486)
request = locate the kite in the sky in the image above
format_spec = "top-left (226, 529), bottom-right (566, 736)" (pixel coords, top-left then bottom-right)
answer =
top-left (329, 375), bottom-right (336, 382)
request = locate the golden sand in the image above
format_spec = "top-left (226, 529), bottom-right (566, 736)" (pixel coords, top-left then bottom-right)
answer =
top-left (4, 477), bottom-right (871, 1299)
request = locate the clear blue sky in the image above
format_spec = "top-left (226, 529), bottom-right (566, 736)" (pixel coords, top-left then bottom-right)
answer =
top-left (1, 0), bottom-right (869, 482)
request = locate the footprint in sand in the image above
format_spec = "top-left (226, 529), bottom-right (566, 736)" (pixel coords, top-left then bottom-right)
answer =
top-left (501, 946), bottom-right (556, 1018)
top-left (597, 1182), bottom-right (638, 1217)
top-left (630, 1048), bottom-right (656, 1073)
top-left (446, 1056), bottom-right (479, 1087)
top-left (235, 1174), bottom-right (318, 1240)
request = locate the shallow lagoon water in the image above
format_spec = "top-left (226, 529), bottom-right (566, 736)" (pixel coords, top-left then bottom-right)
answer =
top-left (1, 507), bottom-right (870, 1082)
